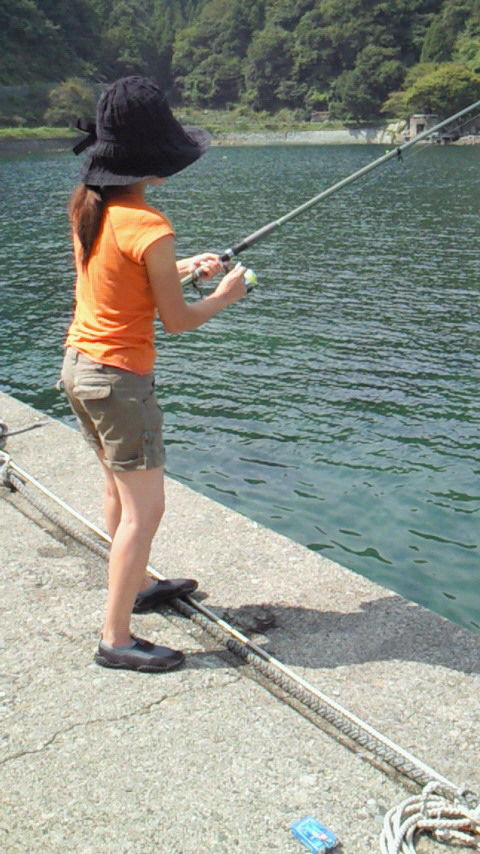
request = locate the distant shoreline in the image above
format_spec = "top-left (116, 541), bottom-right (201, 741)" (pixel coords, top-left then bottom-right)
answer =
top-left (1, 128), bottom-right (479, 155)
top-left (0, 129), bottom-right (388, 154)
top-left (0, 136), bottom-right (75, 153)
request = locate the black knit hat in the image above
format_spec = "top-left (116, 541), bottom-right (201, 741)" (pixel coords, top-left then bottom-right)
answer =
top-left (73, 76), bottom-right (211, 186)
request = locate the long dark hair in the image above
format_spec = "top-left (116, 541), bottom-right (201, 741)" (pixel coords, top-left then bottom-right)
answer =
top-left (69, 185), bottom-right (120, 266)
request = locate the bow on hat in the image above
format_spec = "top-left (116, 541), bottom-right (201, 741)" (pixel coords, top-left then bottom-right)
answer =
top-left (73, 118), bottom-right (96, 155)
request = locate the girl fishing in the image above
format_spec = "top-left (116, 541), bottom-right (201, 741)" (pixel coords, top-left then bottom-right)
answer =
top-left (61, 76), bottom-right (246, 672)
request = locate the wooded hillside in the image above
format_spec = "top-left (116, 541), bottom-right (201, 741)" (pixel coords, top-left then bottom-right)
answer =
top-left (1, 0), bottom-right (480, 123)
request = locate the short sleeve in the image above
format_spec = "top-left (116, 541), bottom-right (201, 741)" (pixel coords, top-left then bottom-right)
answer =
top-left (129, 210), bottom-right (175, 263)
top-left (109, 203), bottom-right (175, 265)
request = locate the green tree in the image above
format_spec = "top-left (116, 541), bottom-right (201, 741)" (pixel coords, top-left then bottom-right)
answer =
top-left (380, 61), bottom-right (441, 116)
top-left (293, 7), bottom-right (337, 94)
top-left (380, 89), bottom-right (410, 117)
top-left (404, 61), bottom-right (480, 112)
top-left (330, 45), bottom-right (404, 119)
top-left (172, 0), bottom-right (263, 104)
top-left (421, 0), bottom-right (475, 62)
top-left (149, 0), bottom-right (189, 90)
top-left (319, 0), bottom-right (394, 62)
top-left (0, 0), bottom-right (75, 83)
top-left (90, 0), bottom-right (204, 84)
top-left (265, 0), bottom-right (314, 29)
top-left (403, 61), bottom-right (442, 86)
top-left (244, 25), bottom-right (295, 110)
top-left (44, 78), bottom-right (96, 125)
top-left (36, 0), bottom-right (101, 74)
top-left (4, 0), bottom-right (480, 122)
top-left (180, 54), bottom-right (243, 106)
top-left (453, 11), bottom-right (480, 72)
top-left (101, 0), bottom-right (160, 78)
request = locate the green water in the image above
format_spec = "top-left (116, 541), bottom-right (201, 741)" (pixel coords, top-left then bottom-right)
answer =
top-left (1, 144), bottom-right (479, 632)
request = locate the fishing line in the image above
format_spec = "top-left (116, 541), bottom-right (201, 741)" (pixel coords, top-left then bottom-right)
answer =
top-left (359, 107), bottom-right (480, 194)
top-left (307, 106), bottom-right (480, 204)
top-left (182, 99), bottom-right (480, 292)
top-left (327, 106), bottom-right (480, 221)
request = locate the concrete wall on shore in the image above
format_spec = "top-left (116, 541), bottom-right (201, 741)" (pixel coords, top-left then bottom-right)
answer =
top-left (0, 129), bottom-right (389, 156)
top-left (215, 127), bottom-right (396, 146)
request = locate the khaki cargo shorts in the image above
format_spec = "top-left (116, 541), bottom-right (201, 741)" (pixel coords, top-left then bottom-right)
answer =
top-left (60, 348), bottom-right (165, 471)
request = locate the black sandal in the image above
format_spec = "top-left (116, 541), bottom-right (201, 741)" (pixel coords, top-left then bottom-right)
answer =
top-left (132, 578), bottom-right (198, 613)
top-left (94, 636), bottom-right (185, 672)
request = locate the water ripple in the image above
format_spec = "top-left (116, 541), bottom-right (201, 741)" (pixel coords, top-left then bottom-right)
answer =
top-left (1, 145), bottom-right (479, 631)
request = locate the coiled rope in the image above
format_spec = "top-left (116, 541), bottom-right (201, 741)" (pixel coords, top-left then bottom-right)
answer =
top-left (1, 450), bottom-right (479, 851)
top-left (380, 781), bottom-right (480, 852)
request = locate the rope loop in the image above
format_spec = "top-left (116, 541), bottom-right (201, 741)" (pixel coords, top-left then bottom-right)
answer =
top-left (380, 781), bottom-right (480, 853)
top-left (2, 453), bottom-right (480, 853)
top-left (0, 450), bottom-right (13, 488)
top-left (0, 420), bottom-right (7, 450)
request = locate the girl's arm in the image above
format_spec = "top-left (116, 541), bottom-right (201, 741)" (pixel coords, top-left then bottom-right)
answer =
top-left (145, 236), bottom-right (246, 334)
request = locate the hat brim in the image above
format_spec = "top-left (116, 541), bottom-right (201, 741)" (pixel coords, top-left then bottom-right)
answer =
top-left (80, 125), bottom-right (211, 187)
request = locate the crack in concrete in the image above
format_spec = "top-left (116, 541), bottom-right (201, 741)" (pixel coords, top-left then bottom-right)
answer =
top-left (0, 674), bottom-right (242, 768)
top-left (0, 694), bottom-right (171, 767)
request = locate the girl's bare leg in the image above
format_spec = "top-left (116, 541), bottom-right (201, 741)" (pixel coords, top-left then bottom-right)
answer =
top-left (98, 452), bottom-right (154, 595)
top-left (101, 466), bottom-right (165, 647)
top-left (98, 454), bottom-right (121, 538)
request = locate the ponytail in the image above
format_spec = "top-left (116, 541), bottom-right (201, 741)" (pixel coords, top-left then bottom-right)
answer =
top-left (68, 185), bottom-right (106, 266)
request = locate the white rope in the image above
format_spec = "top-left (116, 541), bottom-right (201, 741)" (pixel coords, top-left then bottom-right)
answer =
top-left (0, 419), bottom-right (48, 450)
top-left (380, 781), bottom-right (480, 853)
top-left (0, 458), bottom-right (470, 800)
top-left (2, 452), bottom-right (480, 852)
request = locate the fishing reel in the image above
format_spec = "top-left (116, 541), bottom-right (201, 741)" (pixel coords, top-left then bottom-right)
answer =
top-left (222, 259), bottom-right (258, 293)
top-left (190, 260), bottom-right (258, 298)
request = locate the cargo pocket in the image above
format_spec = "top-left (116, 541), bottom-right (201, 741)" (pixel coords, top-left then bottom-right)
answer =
top-left (72, 383), bottom-right (112, 401)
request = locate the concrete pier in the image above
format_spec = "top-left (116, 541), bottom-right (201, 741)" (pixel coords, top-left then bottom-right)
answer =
top-left (1, 390), bottom-right (479, 853)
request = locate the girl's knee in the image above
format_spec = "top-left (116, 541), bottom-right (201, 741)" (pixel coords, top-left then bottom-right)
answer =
top-left (113, 465), bottom-right (165, 534)
top-left (123, 502), bottom-right (164, 537)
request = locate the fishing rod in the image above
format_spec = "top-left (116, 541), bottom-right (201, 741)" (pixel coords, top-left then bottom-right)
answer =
top-left (182, 97), bottom-right (480, 291)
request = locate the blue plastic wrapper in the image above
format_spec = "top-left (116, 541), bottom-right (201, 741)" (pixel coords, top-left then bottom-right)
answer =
top-left (291, 816), bottom-right (339, 853)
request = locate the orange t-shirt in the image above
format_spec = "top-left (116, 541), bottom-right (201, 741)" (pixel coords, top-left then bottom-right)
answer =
top-left (66, 193), bottom-right (175, 374)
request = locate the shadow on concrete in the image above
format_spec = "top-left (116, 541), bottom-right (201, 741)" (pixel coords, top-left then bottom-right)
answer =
top-left (202, 595), bottom-right (480, 675)
top-left (176, 649), bottom-right (237, 670)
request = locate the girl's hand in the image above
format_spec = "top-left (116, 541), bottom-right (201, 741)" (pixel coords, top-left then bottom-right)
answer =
top-left (213, 263), bottom-right (247, 305)
top-left (187, 252), bottom-right (224, 281)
